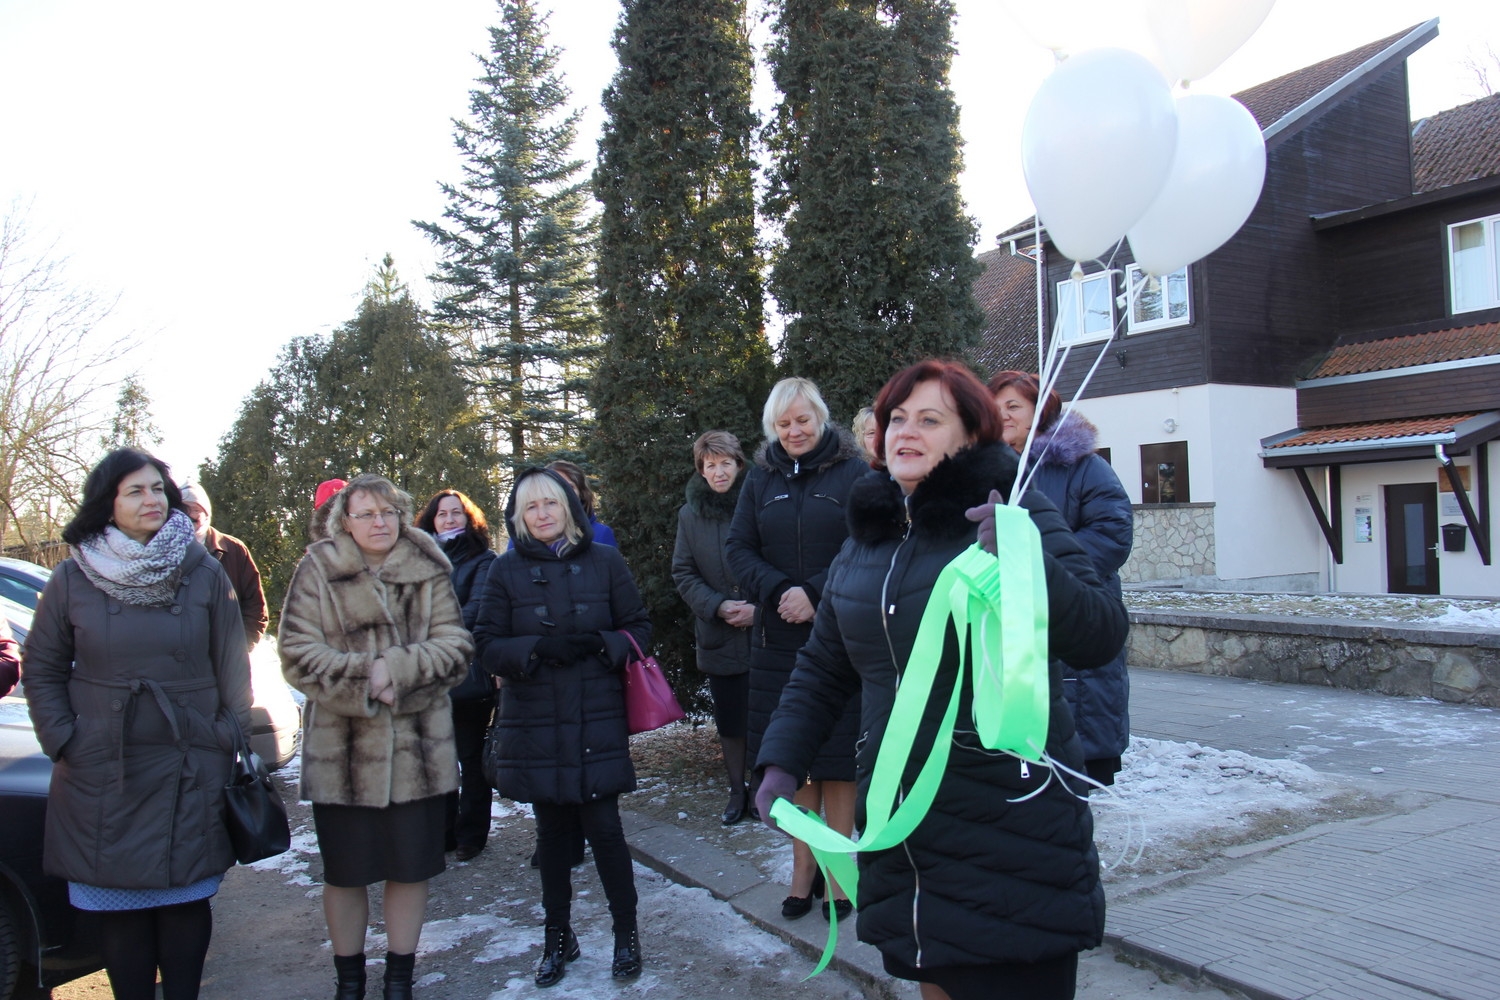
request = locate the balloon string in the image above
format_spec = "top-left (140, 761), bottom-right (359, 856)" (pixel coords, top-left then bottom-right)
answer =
top-left (769, 510), bottom-right (1050, 978)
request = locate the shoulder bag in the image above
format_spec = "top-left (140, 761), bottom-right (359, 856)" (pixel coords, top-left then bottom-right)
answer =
top-left (224, 717), bottom-right (292, 864)
top-left (621, 631), bottom-right (685, 735)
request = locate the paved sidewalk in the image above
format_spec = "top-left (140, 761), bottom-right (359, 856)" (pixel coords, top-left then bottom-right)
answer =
top-left (1115, 668), bottom-right (1500, 1000)
top-left (624, 668), bottom-right (1500, 1000)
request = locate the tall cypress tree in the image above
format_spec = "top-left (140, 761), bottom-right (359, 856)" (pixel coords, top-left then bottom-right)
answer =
top-left (591, 0), bottom-right (774, 703)
top-left (764, 0), bottom-right (982, 422)
top-left (416, 0), bottom-right (598, 470)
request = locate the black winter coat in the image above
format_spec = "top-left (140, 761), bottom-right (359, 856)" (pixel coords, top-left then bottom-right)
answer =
top-left (671, 471), bottom-right (751, 677)
top-left (472, 468), bottom-right (651, 806)
top-left (756, 442), bottom-right (1129, 971)
top-left (442, 536), bottom-right (498, 701)
top-left (725, 425), bottom-right (866, 778)
top-left (1025, 414), bottom-right (1134, 763)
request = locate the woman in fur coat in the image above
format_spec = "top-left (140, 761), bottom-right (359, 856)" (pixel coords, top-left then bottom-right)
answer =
top-left (990, 371), bottom-right (1135, 787)
top-left (755, 361), bottom-right (1129, 1000)
top-left (671, 430), bottom-right (756, 825)
top-left (279, 474), bottom-right (472, 1000)
top-left (472, 467), bottom-right (652, 988)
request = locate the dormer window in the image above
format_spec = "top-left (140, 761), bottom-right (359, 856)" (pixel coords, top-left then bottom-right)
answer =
top-left (1125, 264), bottom-right (1190, 332)
top-left (1055, 270), bottom-right (1115, 342)
top-left (1449, 214), bottom-right (1500, 313)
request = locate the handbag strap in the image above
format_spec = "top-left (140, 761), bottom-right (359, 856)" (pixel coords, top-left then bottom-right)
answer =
top-left (620, 630), bottom-right (647, 661)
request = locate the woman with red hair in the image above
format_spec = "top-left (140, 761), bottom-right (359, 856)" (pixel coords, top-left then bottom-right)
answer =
top-left (756, 360), bottom-right (1127, 1000)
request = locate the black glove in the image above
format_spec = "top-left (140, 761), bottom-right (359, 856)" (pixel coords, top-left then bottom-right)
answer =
top-left (531, 636), bottom-right (573, 666)
top-left (755, 765), bottom-right (800, 835)
top-left (963, 489), bottom-right (1005, 556)
top-left (567, 633), bottom-right (605, 658)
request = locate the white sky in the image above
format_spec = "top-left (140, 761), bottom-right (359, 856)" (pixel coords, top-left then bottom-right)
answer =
top-left (1, 0), bottom-right (1497, 478)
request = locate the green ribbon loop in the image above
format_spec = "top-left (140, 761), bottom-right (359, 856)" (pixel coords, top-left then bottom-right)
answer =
top-left (770, 503), bottom-right (1051, 977)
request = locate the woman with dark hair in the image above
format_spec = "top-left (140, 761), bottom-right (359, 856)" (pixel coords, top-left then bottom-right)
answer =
top-left (472, 468), bottom-right (651, 987)
top-left (755, 360), bottom-right (1128, 1000)
top-left (415, 489), bottom-right (498, 861)
top-left (671, 431), bottom-right (755, 824)
top-left (726, 377), bottom-right (865, 922)
top-left (24, 448), bottom-right (252, 1000)
top-left (989, 371), bottom-right (1134, 788)
top-left (280, 474), bottom-right (472, 999)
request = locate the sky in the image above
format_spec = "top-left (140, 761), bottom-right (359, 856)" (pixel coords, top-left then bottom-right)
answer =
top-left (2, 0), bottom-right (1498, 480)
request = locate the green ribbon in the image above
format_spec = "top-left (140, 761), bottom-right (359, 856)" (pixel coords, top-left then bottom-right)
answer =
top-left (770, 502), bottom-right (1050, 977)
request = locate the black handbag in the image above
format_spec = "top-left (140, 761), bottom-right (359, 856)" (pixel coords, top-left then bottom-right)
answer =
top-left (224, 720), bottom-right (292, 864)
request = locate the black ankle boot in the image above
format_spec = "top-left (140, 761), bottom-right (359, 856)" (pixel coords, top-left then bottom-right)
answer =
top-left (534, 924), bottom-right (579, 988)
top-left (333, 952), bottom-right (366, 1000)
top-left (612, 926), bottom-right (642, 979)
top-left (383, 951), bottom-right (415, 1000)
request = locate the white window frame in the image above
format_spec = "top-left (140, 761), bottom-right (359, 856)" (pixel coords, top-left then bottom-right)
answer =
top-left (1125, 264), bottom-right (1191, 333)
top-left (1055, 270), bottom-right (1115, 344)
top-left (1448, 214), bottom-right (1500, 314)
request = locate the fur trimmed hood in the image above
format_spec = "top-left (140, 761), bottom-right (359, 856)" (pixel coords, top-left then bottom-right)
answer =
top-left (753, 422), bottom-right (861, 477)
top-left (848, 441), bottom-right (1020, 546)
top-left (683, 466), bottom-right (744, 520)
top-left (1029, 412), bottom-right (1101, 468)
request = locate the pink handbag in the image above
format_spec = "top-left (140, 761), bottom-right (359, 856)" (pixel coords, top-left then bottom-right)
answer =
top-left (621, 631), bottom-right (685, 735)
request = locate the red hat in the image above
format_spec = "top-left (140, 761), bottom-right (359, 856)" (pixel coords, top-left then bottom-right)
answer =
top-left (314, 478), bottom-right (347, 510)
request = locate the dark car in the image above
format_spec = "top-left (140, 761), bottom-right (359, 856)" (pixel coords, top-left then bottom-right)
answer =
top-left (0, 700), bottom-right (102, 999)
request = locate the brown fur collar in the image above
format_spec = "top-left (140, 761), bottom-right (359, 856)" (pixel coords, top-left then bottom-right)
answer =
top-left (304, 526), bottom-right (453, 587)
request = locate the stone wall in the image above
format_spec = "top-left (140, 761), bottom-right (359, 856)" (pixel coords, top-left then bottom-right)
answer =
top-left (1122, 502), bottom-right (1215, 584)
top-left (1127, 610), bottom-right (1500, 707)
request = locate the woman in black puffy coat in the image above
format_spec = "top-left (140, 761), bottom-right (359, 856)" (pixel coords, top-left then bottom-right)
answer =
top-left (755, 361), bottom-right (1128, 1000)
top-left (726, 377), bottom-right (866, 921)
top-left (415, 489), bottom-right (499, 859)
top-left (471, 468), bottom-right (651, 988)
top-left (991, 371), bottom-right (1134, 787)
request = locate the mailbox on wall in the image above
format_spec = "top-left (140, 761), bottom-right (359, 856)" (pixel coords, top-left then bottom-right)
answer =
top-left (1442, 523), bottom-right (1468, 553)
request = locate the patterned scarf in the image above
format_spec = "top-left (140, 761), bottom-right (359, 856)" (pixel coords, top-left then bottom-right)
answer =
top-left (72, 509), bottom-right (196, 606)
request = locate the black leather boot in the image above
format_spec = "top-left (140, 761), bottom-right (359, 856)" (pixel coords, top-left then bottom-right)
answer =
top-left (611, 926), bottom-right (642, 979)
top-left (534, 925), bottom-right (579, 988)
top-left (383, 951), bottom-right (415, 1000)
top-left (333, 952), bottom-right (366, 1000)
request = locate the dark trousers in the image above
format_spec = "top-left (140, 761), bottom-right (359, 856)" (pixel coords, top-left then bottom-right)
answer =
top-left (533, 795), bottom-right (637, 930)
top-left (446, 696), bottom-right (495, 850)
top-left (98, 899), bottom-right (214, 1000)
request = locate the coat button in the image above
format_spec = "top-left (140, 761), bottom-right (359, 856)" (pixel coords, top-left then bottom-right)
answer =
top-left (174, 650), bottom-right (187, 662)
top-left (177, 695), bottom-right (189, 706)
top-left (177, 740), bottom-right (190, 752)
top-left (110, 699), bottom-right (123, 711)
top-left (170, 605), bottom-right (182, 615)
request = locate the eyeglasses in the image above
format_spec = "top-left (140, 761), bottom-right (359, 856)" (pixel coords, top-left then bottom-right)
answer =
top-left (347, 508), bottom-right (402, 523)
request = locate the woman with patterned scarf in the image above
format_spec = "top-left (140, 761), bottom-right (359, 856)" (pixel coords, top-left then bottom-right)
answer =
top-left (24, 448), bottom-right (253, 1000)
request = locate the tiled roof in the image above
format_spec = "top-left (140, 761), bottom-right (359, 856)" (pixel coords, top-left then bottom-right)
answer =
top-left (1309, 322), bottom-right (1500, 377)
top-left (971, 244), bottom-right (1040, 377)
top-left (1412, 92), bottom-right (1500, 193)
top-left (1266, 413), bottom-right (1477, 449)
top-left (1233, 25), bottom-right (1418, 131)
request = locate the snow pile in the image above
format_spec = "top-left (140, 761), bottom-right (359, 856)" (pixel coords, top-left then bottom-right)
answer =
top-left (1127, 590), bottom-right (1500, 629)
top-left (1091, 736), bottom-right (1343, 875)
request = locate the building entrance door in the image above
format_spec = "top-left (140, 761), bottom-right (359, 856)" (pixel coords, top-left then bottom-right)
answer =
top-left (1384, 483), bottom-right (1439, 594)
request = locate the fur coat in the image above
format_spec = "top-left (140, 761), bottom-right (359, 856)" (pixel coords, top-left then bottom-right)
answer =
top-left (279, 526), bottom-right (472, 807)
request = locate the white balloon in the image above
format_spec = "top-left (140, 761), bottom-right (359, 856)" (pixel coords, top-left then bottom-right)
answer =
top-left (1126, 93), bottom-right (1266, 276)
top-left (1021, 48), bottom-right (1178, 263)
top-left (1145, 0), bottom-right (1276, 83)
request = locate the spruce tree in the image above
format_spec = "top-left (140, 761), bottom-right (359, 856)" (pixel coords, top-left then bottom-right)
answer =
top-left (764, 0), bottom-right (983, 422)
top-left (591, 0), bottom-right (774, 705)
top-left (202, 257), bottom-right (495, 622)
top-left (416, 0), bottom-right (598, 470)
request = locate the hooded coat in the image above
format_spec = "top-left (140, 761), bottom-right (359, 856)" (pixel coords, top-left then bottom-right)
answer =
top-left (671, 468), bottom-right (751, 677)
top-left (725, 424), bottom-right (865, 776)
top-left (1024, 413), bottom-right (1134, 764)
top-left (472, 468), bottom-right (651, 806)
top-left (756, 442), bottom-right (1129, 971)
top-left (24, 545), bottom-right (252, 888)
top-left (278, 521), bottom-right (472, 808)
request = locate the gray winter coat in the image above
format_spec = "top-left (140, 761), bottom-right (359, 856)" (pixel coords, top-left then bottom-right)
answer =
top-left (671, 470), bottom-right (751, 677)
top-left (24, 546), bottom-right (252, 888)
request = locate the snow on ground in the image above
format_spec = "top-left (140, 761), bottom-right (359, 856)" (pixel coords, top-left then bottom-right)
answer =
top-left (1127, 589), bottom-right (1500, 628)
top-left (1091, 736), bottom-right (1346, 876)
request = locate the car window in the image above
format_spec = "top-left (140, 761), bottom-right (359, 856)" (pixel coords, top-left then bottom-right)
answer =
top-left (0, 574), bottom-right (40, 610)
